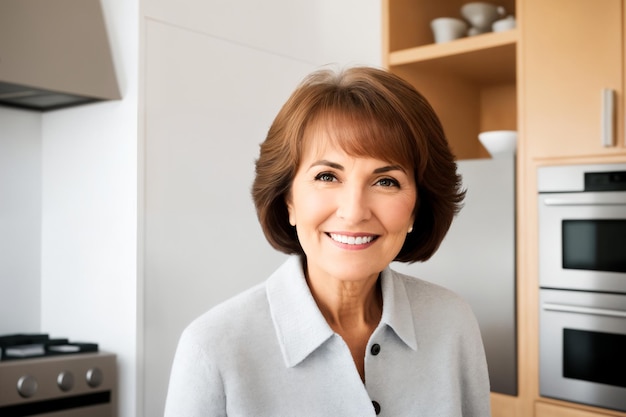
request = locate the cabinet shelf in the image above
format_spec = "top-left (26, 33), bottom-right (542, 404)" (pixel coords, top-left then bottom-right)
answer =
top-left (384, 0), bottom-right (518, 160)
top-left (388, 29), bottom-right (518, 85)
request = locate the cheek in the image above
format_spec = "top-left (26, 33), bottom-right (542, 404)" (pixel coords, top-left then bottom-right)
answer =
top-left (288, 188), bottom-right (332, 227)
top-left (385, 198), bottom-right (416, 231)
top-left (298, 193), bottom-right (332, 224)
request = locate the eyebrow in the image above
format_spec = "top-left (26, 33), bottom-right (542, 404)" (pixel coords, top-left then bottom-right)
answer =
top-left (309, 160), bottom-right (407, 174)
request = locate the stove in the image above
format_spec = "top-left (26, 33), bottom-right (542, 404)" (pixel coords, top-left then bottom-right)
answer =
top-left (0, 335), bottom-right (116, 417)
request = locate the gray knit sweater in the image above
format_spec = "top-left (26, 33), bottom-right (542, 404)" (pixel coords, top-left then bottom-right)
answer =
top-left (164, 255), bottom-right (491, 416)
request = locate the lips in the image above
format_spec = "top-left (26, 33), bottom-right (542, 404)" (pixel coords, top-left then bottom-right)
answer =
top-left (328, 233), bottom-right (377, 245)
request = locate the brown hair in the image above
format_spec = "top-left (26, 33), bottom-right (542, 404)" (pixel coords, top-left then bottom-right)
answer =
top-left (252, 66), bottom-right (465, 263)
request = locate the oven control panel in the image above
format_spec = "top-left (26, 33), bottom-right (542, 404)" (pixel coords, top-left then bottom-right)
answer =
top-left (0, 352), bottom-right (116, 416)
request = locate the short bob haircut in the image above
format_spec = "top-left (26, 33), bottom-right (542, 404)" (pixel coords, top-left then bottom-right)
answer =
top-left (252, 66), bottom-right (465, 263)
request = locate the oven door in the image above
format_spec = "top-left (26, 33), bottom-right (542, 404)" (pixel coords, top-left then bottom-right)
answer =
top-left (538, 191), bottom-right (626, 293)
top-left (540, 289), bottom-right (626, 412)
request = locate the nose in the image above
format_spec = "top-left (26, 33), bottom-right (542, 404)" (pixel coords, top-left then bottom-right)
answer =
top-left (335, 185), bottom-right (371, 224)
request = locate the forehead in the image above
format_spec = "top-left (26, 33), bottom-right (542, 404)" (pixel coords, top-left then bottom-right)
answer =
top-left (299, 124), bottom-right (345, 161)
top-left (300, 111), bottom-right (413, 169)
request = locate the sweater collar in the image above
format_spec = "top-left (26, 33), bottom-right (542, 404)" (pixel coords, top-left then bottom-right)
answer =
top-left (379, 267), bottom-right (418, 351)
top-left (266, 255), bottom-right (418, 368)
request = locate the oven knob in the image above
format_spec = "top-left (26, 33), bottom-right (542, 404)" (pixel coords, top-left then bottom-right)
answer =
top-left (57, 371), bottom-right (74, 392)
top-left (17, 375), bottom-right (38, 398)
top-left (86, 367), bottom-right (103, 388)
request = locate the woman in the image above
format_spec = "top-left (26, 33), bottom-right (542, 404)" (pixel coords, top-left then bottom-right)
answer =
top-left (164, 66), bottom-right (491, 416)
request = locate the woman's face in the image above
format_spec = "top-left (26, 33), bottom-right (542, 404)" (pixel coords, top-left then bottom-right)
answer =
top-left (287, 129), bottom-right (417, 284)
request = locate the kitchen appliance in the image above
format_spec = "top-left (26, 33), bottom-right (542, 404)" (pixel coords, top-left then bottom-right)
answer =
top-left (0, 352), bottom-right (116, 416)
top-left (394, 158), bottom-right (517, 395)
top-left (538, 162), bottom-right (626, 292)
top-left (0, 0), bottom-right (120, 111)
top-left (538, 162), bottom-right (626, 412)
top-left (0, 334), bottom-right (116, 416)
top-left (540, 289), bottom-right (626, 411)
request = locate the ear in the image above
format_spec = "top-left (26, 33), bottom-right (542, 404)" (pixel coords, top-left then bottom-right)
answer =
top-left (286, 194), bottom-right (296, 226)
top-left (409, 196), bottom-right (419, 231)
top-left (407, 203), bottom-right (417, 233)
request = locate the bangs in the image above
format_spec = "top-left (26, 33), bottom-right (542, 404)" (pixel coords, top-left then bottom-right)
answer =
top-left (302, 106), bottom-right (417, 172)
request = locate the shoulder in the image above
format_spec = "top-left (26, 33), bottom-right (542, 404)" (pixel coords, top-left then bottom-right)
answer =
top-left (387, 267), bottom-right (478, 326)
top-left (180, 282), bottom-right (270, 348)
top-left (165, 286), bottom-right (272, 417)
top-left (177, 256), bottom-right (301, 355)
top-left (386, 268), bottom-right (487, 362)
top-left (391, 268), bottom-right (469, 305)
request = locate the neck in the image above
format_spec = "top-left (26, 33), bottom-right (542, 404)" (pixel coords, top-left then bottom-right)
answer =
top-left (305, 268), bottom-right (383, 331)
top-left (304, 264), bottom-right (383, 383)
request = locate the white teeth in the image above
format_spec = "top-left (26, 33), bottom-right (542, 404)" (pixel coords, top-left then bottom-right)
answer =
top-left (329, 234), bottom-right (374, 245)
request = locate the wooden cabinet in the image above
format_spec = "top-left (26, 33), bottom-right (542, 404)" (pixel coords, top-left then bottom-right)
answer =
top-left (384, 2), bottom-right (626, 417)
top-left (521, 1), bottom-right (626, 417)
top-left (383, 0), bottom-right (517, 160)
top-left (536, 402), bottom-right (624, 417)
top-left (524, 0), bottom-right (626, 159)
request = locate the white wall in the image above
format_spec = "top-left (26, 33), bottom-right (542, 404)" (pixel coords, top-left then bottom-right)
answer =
top-left (39, 1), bottom-right (139, 417)
top-left (0, 0), bottom-right (139, 414)
top-left (141, 1), bottom-right (381, 415)
top-left (0, 1), bottom-right (380, 416)
top-left (0, 108), bottom-right (42, 335)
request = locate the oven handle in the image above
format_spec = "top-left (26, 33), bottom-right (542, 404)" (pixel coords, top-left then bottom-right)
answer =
top-left (543, 302), bottom-right (626, 318)
top-left (543, 196), bottom-right (626, 206)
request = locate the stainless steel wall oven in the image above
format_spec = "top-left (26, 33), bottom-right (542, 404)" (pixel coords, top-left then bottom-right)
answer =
top-left (538, 162), bottom-right (626, 412)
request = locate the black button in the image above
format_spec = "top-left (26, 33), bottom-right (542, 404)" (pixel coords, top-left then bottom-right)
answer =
top-left (372, 400), bottom-right (381, 414)
top-left (370, 343), bottom-right (381, 355)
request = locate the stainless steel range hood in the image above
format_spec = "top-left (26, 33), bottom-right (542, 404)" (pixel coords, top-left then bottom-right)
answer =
top-left (0, 0), bottom-right (120, 111)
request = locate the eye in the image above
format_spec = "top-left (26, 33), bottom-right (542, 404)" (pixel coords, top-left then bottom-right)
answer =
top-left (314, 172), bottom-right (337, 182)
top-left (376, 177), bottom-right (400, 188)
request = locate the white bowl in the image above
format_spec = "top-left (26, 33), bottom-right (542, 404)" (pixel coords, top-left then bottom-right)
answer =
top-left (492, 15), bottom-right (516, 32)
top-left (430, 17), bottom-right (468, 43)
top-left (478, 130), bottom-right (517, 158)
top-left (460, 2), bottom-right (503, 31)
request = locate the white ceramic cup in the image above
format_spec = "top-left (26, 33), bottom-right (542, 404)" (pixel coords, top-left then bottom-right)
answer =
top-left (460, 2), bottom-right (503, 31)
top-left (492, 15), bottom-right (516, 32)
top-left (430, 17), bottom-right (468, 43)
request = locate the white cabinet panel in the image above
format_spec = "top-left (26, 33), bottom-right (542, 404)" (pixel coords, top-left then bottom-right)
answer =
top-left (143, 19), bottom-right (314, 416)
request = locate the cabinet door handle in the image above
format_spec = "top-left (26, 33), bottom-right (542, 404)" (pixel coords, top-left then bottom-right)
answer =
top-left (601, 88), bottom-right (615, 147)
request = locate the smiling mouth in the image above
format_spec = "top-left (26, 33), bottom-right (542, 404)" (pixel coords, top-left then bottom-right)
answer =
top-left (328, 233), bottom-right (377, 245)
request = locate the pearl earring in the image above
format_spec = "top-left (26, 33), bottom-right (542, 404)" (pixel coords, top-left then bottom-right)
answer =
top-left (408, 226), bottom-right (413, 233)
